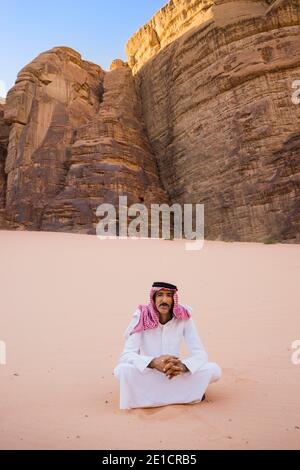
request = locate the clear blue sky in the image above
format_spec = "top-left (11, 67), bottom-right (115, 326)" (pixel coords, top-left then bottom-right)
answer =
top-left (0, 0), bottom-right (167, 95)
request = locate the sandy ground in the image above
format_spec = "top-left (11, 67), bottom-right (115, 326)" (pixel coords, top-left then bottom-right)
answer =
top-left (0, 230), bottom-right (299, 450)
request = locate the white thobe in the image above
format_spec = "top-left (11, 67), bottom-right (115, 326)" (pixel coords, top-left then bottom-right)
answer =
top-left (113, 306), bottom-right (221, 409)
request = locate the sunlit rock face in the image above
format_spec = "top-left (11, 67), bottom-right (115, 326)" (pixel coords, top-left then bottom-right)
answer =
top-left (128, 0), bottom-right (300, 242)
top-left (2, 48), bottom-right (168, 234)
top-left (41, 59), bottom-right (169, 234)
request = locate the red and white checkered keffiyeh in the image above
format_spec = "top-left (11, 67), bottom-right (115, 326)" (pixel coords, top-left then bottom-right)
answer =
top-left (129, 286), bottom-right (191, 336)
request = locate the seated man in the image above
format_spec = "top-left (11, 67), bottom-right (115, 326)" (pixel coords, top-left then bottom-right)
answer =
top-left (114, 281), bottom-right (221, 409)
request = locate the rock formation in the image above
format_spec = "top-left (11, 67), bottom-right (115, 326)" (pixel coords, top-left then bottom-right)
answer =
top-left (3, 47), bottom-right (105, 231)
top-left (41, 59), bottom-right (169, 234)
top-left (127, 0), bottom-right (300, 242)
top-left (2, 48), bottom-right (168, 234)
top-left (0, 0), bottom-right (299, 242)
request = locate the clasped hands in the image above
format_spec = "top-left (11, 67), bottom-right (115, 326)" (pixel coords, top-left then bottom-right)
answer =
top-left (149, 354), bottom-right (189, 379)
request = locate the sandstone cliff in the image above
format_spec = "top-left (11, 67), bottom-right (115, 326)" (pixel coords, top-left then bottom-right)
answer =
top-left (3, 47), bottom-right (105, 231)
top-left (127, 0), bottom-right (300, 242)
top-left (0, 0), bottom-right (299, 242)
top-left (41, 59), bottom-right (169, 233)
top-left (2, 48), bottom-right (168, 234)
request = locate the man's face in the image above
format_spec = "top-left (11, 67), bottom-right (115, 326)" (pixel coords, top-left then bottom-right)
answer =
top-left (154, 289), bottom-right (174, 315)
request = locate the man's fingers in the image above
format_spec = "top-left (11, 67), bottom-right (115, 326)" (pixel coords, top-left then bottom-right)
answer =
top-left (159, 356), bottom-right (177, 368)
top-left (164, 361), bottom-right (177, 370)
top-left (165, 365), bottom-right (181, 375)
top-left (160, 356), bottom-right (181, 373)
top-left (165, 363), bottom-right (185, 377)
top-left (164, 358), bottom-right (180, 367)
top-left (167, 365), bottom-right (181, 372)
top-left (163, 361), bottom-right (180, 373)
top-left (160, 356), bottom-right (177, 366)
top-left (161, 355), bottom-right (178, 361)
top-left (165, 358), bottom-right (179, 365)
top-left (168, 371), bottom-right (181, 379)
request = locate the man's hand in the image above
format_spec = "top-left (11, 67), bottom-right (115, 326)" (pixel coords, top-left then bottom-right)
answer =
top-left (164, 359), bottom-right (189, 379)
top-left (149, 355), bottom-right (178, 373)
top-left (149, 355), bottom-right (189, 379)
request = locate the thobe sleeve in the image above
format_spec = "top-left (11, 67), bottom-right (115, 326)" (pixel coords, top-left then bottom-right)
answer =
top-left (181, 317), bottom-right (208, 375)
top-left (118, 310), bottom-right (155, 373)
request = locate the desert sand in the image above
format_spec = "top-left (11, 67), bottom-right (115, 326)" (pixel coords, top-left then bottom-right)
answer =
top-left (0, 230), bottom-right (299, 450)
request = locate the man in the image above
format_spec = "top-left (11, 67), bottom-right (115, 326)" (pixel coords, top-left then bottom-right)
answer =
top-left (113, 281), bottom-right (221, 409)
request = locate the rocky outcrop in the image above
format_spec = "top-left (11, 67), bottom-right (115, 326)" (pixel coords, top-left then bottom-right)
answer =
top-left (3, 47), bottom-right (105, 230)
top-left (129, 0), bottom-right (300, 242)
top-left (2, 48), bottom-right (168, 234)
top-left (0, 0), bottom-right (299, 242)
top-left (41, 59), bottom-right (169, 233)
top-left (126, 0), bottom-right (275, 74)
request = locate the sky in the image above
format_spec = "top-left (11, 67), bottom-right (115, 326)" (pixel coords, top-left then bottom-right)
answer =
top-left (0, 0), bottom-right (167, 96)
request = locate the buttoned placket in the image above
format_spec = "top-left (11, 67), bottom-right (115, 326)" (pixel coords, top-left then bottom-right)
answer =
top-left (159, 318), bottom-right (173, 354)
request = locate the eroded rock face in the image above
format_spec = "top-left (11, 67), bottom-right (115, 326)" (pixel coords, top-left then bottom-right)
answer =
top-left (2, 49), bottom-right (169, 234)
top-left (126, 0), bottom-right (275, 74)
top-left (3, 47), bottom-right (105, 230)
top-left (130, 0), bottom-right (300, 242)
top-left (41, 60), bottom-right (169, 234)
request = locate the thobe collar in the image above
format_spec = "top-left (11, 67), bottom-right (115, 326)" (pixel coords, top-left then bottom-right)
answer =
top-left (158, 313), bottom-right (174, 326)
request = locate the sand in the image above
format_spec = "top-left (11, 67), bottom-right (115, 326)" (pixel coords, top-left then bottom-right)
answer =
top-left (0, 230), bottom-right (299, 450)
